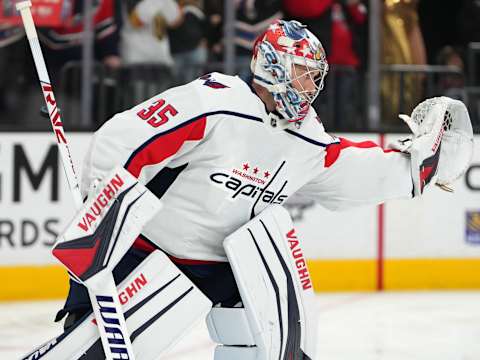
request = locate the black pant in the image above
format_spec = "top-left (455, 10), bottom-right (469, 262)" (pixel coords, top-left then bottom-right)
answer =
top-left (56, 247), bottom-right (241, 329)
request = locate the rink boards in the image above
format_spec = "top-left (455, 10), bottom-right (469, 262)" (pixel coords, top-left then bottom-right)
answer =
top-left (0, 132), bottom-right (479, 300)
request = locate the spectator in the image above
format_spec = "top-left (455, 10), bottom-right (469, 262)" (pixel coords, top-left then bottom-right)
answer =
top-left (436, 46), bottom-right (465, 99)
top-left (282, 0), bottom-right (333, 125)
top-left (418, 1), bottom-right (479, 109)
top-left (282, 0), bottom-right (333, 55)
top-left (418, 1), bottom-right (461, 65)
top-left (36, 0), bottom-right (121, 126)
top-left (121, 0), bottom-right (182, 66)
top-left (329, 0), bottom-right (367, 129)
top-left (453, 0), bottom-right (480, 125)
top-left (38, 0), bottom-right (122, 77)
top-left (202, 0), bottom-right (282, 80)
top-left (456, 0), bottom-right (480, 85)
top-left (234, 0), bottom-right (283, 81)
top-left (381, 0), bottom-right (427, 125)
top-left (169, 0), bottom-right (208, 84)
top-left (0, 24), bottom-right (43, 129)
top-left (0, 24), bottom-right (25, 117)
top-left (203, 0), bottom-right (223, 63)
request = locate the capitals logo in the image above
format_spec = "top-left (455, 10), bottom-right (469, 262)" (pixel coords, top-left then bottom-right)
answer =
top-left (210, 162), bottom-right (288, 204)
top-left (200, 74), bottom-right (229, 89)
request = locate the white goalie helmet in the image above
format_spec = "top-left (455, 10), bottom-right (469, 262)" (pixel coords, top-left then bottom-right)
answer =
top-left (250, 20), bottom-right (329, 128)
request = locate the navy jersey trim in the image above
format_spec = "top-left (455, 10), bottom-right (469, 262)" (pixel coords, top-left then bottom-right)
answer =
top-left (124, 111), bottom-right (263, 170)
top-left (285, 129), bottom-right (340, 148)
top-left (260, 220), bottom-right (303, 359)
top-left (146, 163), bottom-right (189, 199)
top-left (247, 228), bottom-right (285, 357)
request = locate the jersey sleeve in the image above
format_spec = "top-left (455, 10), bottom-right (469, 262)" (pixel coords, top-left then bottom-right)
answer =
top-left (297, 137), bottom-right (414, 211)
top-left (81, 83), bottom-right (210, 197)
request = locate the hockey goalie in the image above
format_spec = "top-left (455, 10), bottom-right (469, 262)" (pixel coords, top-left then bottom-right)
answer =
top-left (23, 19), bottom-right (473, 360)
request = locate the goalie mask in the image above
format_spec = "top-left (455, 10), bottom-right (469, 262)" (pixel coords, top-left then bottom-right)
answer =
top-left (251, 20), bottom-right (329, 128)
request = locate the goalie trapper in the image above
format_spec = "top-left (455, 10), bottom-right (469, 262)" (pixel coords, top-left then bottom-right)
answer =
top-left (391, 96), bottom-right (474, 196)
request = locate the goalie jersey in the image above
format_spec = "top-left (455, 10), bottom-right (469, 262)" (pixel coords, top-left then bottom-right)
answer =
top-left (82, 72), bottom-right (413, 261)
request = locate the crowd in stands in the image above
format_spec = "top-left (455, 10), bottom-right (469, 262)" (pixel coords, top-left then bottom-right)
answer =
top-left (0, 0), bottom-right (479, 132)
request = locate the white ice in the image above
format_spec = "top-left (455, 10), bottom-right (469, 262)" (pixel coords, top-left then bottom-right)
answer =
top-left (1, 291), bottom-right (479, 360)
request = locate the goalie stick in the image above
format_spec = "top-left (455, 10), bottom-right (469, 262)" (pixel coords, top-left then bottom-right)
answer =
top-left (15, 2), bottom-right (136, 359)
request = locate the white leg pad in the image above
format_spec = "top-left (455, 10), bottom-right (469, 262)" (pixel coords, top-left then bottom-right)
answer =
top-left (22, 250), bottom-right (212, 360)
top-left (219, 205), bottom-right (319, 360)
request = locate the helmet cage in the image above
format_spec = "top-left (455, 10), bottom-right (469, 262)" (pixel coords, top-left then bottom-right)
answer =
top-left (251, 21), bottom-right (329, 124)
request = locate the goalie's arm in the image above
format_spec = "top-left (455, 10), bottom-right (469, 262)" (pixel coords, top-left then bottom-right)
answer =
top-left (297, 137), bottom-right (414, 211)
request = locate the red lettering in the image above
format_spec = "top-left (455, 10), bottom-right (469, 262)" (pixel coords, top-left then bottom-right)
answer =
top-left (44, 92), bottom-right (56, 106)
top-left (134, 274), bottom-right (147, 289)
top-left (86, 213), bottom-right (96, 227)
top-left (151, 104), bottom-right (178, 127)
top-left (137, 99), bottom-right (165, 120)
top-left (286, 228), bottom-right (297, 239)
top-left (91, 203), bottom-right (101, 216)
top-left (301, 278), bottom-right (312, 290)
top-left (103, 184), bottom-right (115, 200)
top-left (119, 292), bottom-right (128, 305)
top-left (118, 274), bottom-right (148, 306)
top-left (97, 193), bottom-right (108, 207)
top-left (77, 177), bottom-right (127, 232)
top-left (431, 127), bottom-right (445, 152)
top-left (295, 258), bottom-right (306, 269)
top-left (78, 218), bottom-right (88, 232)
top-left (111, 174), bottom-right (124, 192)
top-left (136, 99), bottom-right (178, 128)
top-left (298, 267), bottom-right (309, 280)
top-left (125, 283), bottom-right (137, 298)
top-left (147, 117), bottom-right (167, 128)
top-left (51, 110), bottom-right (62, 127)
top-left (286, 228), bottom-right (312, 291)
top-left (55, 129), bottom-right (66, 144)
top-left (288, 239), bottom-right (299, 250)
top-left (292, 247), bottom-right (302, 259)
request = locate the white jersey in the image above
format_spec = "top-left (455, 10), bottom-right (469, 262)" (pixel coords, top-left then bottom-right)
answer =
top-left (82, 73), bottom-right (413, 261)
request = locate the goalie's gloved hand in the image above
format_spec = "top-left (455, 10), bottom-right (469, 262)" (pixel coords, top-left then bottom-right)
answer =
top-left (389, 97), bottom-right (473, 196)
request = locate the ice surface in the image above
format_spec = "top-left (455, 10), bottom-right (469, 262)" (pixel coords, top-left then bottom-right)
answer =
top-left (1, 292), bottom-right (479, 360)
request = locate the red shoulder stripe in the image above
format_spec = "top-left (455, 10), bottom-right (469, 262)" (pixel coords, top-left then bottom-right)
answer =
top-left (127, 117), bottom-right (206, 177)
top-left (324, 137), bottom-right (398, 168)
